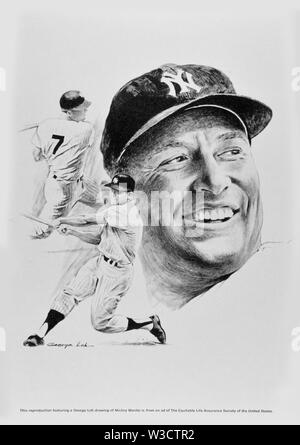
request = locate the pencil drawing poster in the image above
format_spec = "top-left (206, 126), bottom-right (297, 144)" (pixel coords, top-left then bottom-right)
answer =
top-left (0, 0), bottom-right (300, 425)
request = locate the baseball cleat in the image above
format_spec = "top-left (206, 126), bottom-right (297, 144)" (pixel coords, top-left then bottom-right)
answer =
top-left (23, 335), bottom-right (45, 347)
top-left (150, 315), bottom-right (166, 344)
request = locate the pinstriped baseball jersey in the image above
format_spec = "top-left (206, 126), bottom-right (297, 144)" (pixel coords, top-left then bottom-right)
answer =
top-left (32, 117), bottom-right (94, 181)
top-left (96, 199), bottom-right (143, 265)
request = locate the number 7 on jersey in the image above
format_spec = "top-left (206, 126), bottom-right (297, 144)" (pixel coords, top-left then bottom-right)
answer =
top-left (52, 134), bottom-right (65, 154)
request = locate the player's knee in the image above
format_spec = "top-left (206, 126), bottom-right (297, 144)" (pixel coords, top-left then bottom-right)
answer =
top-left (91, 314), bottom-right (109, 332)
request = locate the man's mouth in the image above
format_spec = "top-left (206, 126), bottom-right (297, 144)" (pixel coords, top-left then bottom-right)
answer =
top-left (192, 206), bottom-right (239, 224)
top-left (183, 206), bottom-right (240, 226)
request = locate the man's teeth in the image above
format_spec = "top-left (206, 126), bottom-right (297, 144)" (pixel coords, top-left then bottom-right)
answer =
top-left (194, 207), bottom-right (235, 222)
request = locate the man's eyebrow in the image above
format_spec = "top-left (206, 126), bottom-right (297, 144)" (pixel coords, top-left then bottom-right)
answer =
top-left (160, 140), bottom-right (187, 147)
top-left (216, 131), bottom-right (248, 142)
top-left (154, 140), bottom-right (192, 152)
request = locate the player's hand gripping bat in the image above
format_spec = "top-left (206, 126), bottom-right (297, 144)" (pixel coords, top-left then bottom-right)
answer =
top-left (21, 213), bottom-right (69, 235)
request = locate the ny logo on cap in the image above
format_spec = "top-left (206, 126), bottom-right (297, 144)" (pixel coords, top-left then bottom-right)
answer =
top-left (161, 68), bottom-right (202, 98)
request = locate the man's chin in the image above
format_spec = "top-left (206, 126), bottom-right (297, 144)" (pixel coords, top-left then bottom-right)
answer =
top-left (190, 236), bottom-right (246, 268)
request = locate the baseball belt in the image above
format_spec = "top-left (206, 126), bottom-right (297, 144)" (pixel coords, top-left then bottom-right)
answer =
top-left (103, 254), bottom-right (121, 268)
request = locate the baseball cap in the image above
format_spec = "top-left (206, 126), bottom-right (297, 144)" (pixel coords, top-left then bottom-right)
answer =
top-left (60, 90), bottom-right (91, 111)
top-left (100, 63), bottom-right (272, 172)
top-left (104, 174), bottom-right (135, 192)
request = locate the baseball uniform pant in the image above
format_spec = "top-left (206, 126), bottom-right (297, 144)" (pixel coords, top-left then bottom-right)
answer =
top-left (42, 175), bottom-right (99, 221)
top-left (51, 255), bottom-right (133, 333)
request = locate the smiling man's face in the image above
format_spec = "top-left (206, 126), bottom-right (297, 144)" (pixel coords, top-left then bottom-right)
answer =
top-left (120, 107), bottom-right (263, 305)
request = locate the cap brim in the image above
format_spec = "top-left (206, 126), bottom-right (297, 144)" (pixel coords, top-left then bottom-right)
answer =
top-left (118, 94), bottom-right (272, 162)
top-left (104, 182), bottom-right (119, 191)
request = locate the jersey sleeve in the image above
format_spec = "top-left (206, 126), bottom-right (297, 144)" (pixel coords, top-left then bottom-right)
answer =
top-left (31, 127), bottom-right (43, 149)
top-left (95, 206), bottom-right (109, 225)
top-left (104, 204), bottom-right (142, 228)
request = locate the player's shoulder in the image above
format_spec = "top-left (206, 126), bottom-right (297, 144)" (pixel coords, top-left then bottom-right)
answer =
top-left (37, 117), bottom-right (69, 136)
top-left (38, 117), bottom-right (93, 137)
top-left (78, 120), bottom-right (94, 134)
top-left (67, 119), bottom-right (94, 137)
top-left (38, 116), bottom-right (67, 129)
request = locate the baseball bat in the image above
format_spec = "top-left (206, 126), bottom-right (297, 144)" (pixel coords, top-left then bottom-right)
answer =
top-left (19, 122), bottom-right (39, 133)
top-left (21, 213), bottom-right (54, 228)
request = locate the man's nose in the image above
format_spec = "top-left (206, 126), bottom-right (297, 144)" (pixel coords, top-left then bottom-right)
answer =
top-left (192, 157), bottom-right (231, 195)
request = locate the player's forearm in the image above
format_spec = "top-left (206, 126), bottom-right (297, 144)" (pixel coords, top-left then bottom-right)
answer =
top-left (59, 214), bottom-right (98, 226)
top-left (67, 228), bottom-right (101, 245)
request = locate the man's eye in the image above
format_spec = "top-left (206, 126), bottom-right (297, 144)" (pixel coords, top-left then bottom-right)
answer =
top-left (218, 148), bottom-right (242, 160)
top-left (160, 155), bottom-right (189, 166)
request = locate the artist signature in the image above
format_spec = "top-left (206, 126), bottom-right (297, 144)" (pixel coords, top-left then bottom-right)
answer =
top-left (46, 342), bottom-right (95, 349)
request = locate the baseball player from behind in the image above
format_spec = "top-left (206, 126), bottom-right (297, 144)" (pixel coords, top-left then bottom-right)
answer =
top-left (23, 174), bottom-right (166, 346)
top-left (30, 90), bottom-right (97, 239)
